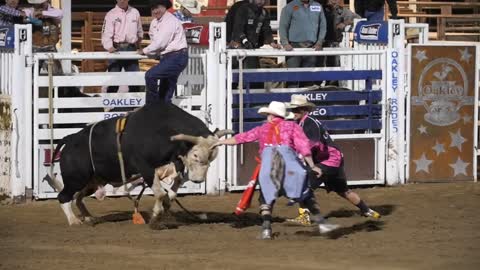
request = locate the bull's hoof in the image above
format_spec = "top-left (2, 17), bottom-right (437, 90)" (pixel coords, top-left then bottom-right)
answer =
top-left (68, 217), bottom-right (83, 226)
top-left (83, 216), bottom-right (101, 226)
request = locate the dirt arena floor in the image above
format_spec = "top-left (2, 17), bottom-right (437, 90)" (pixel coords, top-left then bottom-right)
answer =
top-left (0, 182), bottom-right (479, 270)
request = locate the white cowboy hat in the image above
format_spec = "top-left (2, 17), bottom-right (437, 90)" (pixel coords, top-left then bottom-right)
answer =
top-left (286, 94), bottom-right (316, 111)
top-left (28, 0), bottom-right (48, 4)
top-left (174, 0), bottom-right (206, 14)
top-left (258, 101), bottom-right (294, 119)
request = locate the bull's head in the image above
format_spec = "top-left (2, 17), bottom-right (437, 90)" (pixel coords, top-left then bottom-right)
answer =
top-left (171, 129), bottom-right (234, 183)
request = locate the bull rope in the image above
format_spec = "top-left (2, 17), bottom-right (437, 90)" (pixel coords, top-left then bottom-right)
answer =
top-left (88, 121), bottom-right (100, 173)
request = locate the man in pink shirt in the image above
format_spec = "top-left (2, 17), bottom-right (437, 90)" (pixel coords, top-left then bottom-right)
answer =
top-left (138, 0), bottom-right (188, 104)
top-left (102, 0), bottom-right (143, 93)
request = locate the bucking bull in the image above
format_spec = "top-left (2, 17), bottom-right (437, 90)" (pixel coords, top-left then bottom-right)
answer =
top-left (49, 102), bottom-right (233, 226)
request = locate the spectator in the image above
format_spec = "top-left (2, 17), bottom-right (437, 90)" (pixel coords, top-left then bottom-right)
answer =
top-left (138, 0), bottom-right (188, 104)
top-left (102, 0), bottom-right (143, 93)
top-left (279, 0), bottom-right (326, 87)
top-left (23, 0), bottom-right (63, 53)
top-left (320, 0), bottom-right (360, 85)
top-left (226, 0), bottom-right (279, 70)
top-left (216, 101), bottom-right (339, 239)
top-left (286, 94), bottom-right (381, 226)
top-left (354, 0), bottom-right (398, 21)
top-left (173, 0), bottom-right (196, 23)
top-left (0, 0), bottom-right (26, 27)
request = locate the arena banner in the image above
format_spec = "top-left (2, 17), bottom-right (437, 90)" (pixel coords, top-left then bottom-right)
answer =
top-left (353, 21), bottom-right (389, 44)
top-left (183, 23), bottom-right (209, 46)
top-left (0, 26), bottom-right (15, 49)
top-left (409, 45), bottom-right (477, 182)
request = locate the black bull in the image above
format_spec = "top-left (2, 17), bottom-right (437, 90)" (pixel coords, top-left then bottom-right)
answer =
top-left (51, 102), bottom-right (232, 225)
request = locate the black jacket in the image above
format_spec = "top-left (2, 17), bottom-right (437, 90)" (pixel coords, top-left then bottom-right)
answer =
top-left (225, 2), bottom-right (273, 48)
top-left (354, 0), bottom-right (398, 18)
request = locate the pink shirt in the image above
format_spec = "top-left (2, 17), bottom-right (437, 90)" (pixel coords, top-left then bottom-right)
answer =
top-left (299, 114), bottom-right (342, 167)
top-left (101, 5), bottom-right (143, 50)
top-left (234, 117), bottom-right (312, 157)
top-left (143, 12), bottom-right (187, 56)
top-left (23, 5), bottom-right (63, 22)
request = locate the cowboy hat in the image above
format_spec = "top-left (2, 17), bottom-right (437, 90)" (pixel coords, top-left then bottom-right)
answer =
top-left (28, 0), bottom-right (48, 4)
top-left (287, 94), bottom-right (316, 111)
top-left (258, 101), bottom-right (294, 119)
top-left (174, 0), bottom-right (205, 14)
top-left (150, 0), bottom-right (173, 10)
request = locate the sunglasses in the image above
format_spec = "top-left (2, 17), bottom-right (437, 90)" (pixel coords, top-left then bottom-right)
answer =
top-left (291, 107), bottom-right (307, 113)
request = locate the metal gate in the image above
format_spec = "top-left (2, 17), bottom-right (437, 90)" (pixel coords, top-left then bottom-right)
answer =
top-left (31, 48), bottom-right (209, 199)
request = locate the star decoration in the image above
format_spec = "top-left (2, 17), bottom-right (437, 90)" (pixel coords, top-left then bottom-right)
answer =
top-left (432, 141), bottom-right (445, 156)
top-left (459, 48), bottom-right (472, 63)
top-left (449, 129), bottom-right (467, 151)
top-left (415, 50), bottom-right (428, 63)
top-left (462, 114), bottom-right (472, 124)
top-left (449, 157), bottom-right (470, 177)
top-left (418, 125), bottom-right (428, 134)
top-left (413, 153), bottom-right (433, 174)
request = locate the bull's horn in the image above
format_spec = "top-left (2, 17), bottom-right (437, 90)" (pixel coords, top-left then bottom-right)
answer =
top-left (171, 134), bottom-right (199, 144)
top-left (214, 129), bottom-right (235, 138)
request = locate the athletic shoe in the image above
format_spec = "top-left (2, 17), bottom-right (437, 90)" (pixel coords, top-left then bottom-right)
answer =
top-left (286, 208), bottom-right (312, 226)
top-left (318, 223), bottom-right (340, 234)
top-left (261, 228), bottom-right (272, 240)
top-left (363, 209), bottom-right (381, 219)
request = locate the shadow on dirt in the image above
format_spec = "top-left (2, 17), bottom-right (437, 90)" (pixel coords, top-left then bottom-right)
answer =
top-left (91, 204), bottom-right (394, 236)
top-left (93, 210), bottom-right (287, 229)
top-left (294, 220), bottom-right (386, 239)
top-left (325, 204), bottom-right (395, 219)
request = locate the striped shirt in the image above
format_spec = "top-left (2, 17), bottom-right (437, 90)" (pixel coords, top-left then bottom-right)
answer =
top-left (0, 5), bottom-right (23, 27)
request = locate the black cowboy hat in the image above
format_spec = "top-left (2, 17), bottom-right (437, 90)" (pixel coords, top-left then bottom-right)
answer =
top-left (150, 0), bottom-right (173, 10)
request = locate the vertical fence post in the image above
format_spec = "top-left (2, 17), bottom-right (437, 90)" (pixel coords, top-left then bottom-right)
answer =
top-left (205, 22), bottom-right (227, 195)
top-left (10, 25), bottom-right (32, 201)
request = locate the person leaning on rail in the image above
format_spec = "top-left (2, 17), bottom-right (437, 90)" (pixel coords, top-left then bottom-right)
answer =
top-left (102, 0), bottom-right (144, 93)
top-left (0, 0), bottom-right (27, 27)
top-left (279, 0), bottom-right (327, 87)
top-left (215, 101), bottom-right (340, 239)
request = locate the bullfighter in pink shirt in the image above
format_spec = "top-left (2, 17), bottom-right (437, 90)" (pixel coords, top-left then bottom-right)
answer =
top-left (286, 94), bottom-right (381, 226)
top-left (216, 101), bottom-right (339, 239)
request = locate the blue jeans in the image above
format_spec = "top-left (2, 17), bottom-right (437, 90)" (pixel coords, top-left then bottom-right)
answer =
top-left (286, 42), bottom-right (317, 87)
top-left (107, 44), bottom-right (140, 93)
top-left (145, 49), bottom-right (188, 104)
top-left (365, 8), bottom-right (385, 21)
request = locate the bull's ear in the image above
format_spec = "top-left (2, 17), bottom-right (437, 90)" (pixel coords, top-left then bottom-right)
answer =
top-left (214, 129), bottom-right (235, 138)
top-left (209, 147), bottom-right (218, 161)
top-left (178, 155), bottom-right (187, 164)
top-left (171, 134), bottom-right (199, 144)
top-left (209, 142), bottom-right (220, 150)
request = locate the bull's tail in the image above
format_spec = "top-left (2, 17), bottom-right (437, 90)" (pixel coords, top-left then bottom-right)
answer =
top-left (43, 136), bottom-right (72, 192)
